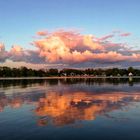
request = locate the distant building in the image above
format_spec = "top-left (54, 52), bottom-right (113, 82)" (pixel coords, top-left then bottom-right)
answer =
top-left (84, 74), bottom-right (88, 77)
top-left (117, 73), bottom-right (121, 77)
top-left (128, 72), bottom-right (133, 77)
top-left (70, 72), bottom-right (75, 76)
top-left (61, 73), bottom-right (67, 76)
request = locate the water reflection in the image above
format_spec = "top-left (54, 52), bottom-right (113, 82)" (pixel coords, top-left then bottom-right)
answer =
top-left (0, 79), bottom-right (140, 127)
top-left (1, 78), bottom-right (140, 88)
top-left (35, 91), bottom-right (140, 126)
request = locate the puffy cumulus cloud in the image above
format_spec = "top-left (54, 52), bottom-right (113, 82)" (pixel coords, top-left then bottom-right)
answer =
top-left (9, 45), bottom-right (45, 64)
top-left (33, 29), bottom-right (140, 66)
top-left (0, 43), bottom-right (9, 62)
top-left (83, 35), bottom-right (104, 50)
top-left (0, 29), bottom-right (140, 68)
top-left (0, 44), bottom-right (45, 65)
top-left (33, 30), bottom-right (108, 64)
top-left (9, 45), bottom-right (30, 62)
top-left (0, 43), bottom-right (4, 51)
top-left (10, 45), bottom-right (25, 56)
top-left (0, 60), bottom-right (46, 69)
top-left (52, 30), bottom-right (83, 49)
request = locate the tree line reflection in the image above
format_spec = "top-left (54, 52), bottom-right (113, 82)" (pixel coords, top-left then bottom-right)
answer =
top-left (0, 77), bottom-right (140, 88)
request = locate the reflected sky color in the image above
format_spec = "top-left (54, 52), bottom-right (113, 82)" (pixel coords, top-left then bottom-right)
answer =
top-left (35, 91), bottom-right (140, 126)
top-left (0, 79), bottom-right (140, 140)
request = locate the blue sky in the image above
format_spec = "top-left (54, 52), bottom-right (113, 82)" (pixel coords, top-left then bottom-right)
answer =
top-left (0, 0), bottom-right (140, 49)
top-left (0, 0), bottom-right (140, 68)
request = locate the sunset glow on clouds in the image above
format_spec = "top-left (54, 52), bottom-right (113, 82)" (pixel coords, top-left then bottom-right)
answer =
top-left (0, 29), bottom-right (140, 68)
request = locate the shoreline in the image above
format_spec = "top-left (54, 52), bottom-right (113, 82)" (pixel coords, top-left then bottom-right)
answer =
top-left (0, 76), bottom-right (140, 80)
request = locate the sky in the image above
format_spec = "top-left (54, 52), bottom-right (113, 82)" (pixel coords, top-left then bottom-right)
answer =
top-left (0, 0), bottom-right (140, 69)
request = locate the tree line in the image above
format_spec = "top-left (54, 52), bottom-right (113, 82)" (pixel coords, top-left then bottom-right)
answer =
top-left (0, 66), bottom-right (139, 77)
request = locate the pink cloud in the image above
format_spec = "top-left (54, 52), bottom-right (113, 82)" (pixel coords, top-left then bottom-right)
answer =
top-left (120, 32), bottom-right (131, 37)
top-left (0, 29), bottom-right (140, 68)
top-left (99, 34), bottom-right (114, 41)
top-left (36, 31), bottom-right (49, 36)
top-left (0, 43), bottom-right (9, 62)
top-left (10, 45), bottom-right (24, 54)
top-left (0, 43), bottom-right (4, 51)
top-left (33, 30), bottom-right (140, 64)
top-left (33, 31), bottom-right (106, 63)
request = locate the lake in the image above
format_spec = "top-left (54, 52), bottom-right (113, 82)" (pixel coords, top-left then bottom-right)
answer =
top-left (0, 78), bottom-right (140, 140)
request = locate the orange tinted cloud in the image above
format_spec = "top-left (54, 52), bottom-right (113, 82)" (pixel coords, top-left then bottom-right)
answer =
top-left (0, 43), bottom-right (5, 51)
top-left (35, 91), bottom-right (140, 126)
top-left (37, 31), bottom-right (49, 36)
top-left (10, 45), bottom-right (24, 55)
top-left (83, 35), bottom-right (104, 50)
top-left (0, 43), bottom-right (9, 62)
top-left (33, 30), bottom-right (139, 65)
top-left (1, 89), bottom-right (140, 126)
top-left (0, 29), bottom-right (140, 68)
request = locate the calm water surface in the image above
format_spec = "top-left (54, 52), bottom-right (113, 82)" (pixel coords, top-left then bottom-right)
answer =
top-left (0, 78), bottom-right (140, 140)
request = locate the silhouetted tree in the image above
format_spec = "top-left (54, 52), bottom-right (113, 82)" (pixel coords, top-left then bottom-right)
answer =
top-left (0, 66), bottom-right (140, 77)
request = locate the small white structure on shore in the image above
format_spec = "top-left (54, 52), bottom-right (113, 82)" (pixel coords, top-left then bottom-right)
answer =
top-left (117, 73), bottom-right (121, 77)
top-left (128, 72), bottom-right (133, 77)
top-left (70, 72), bottom-right (75, 76)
